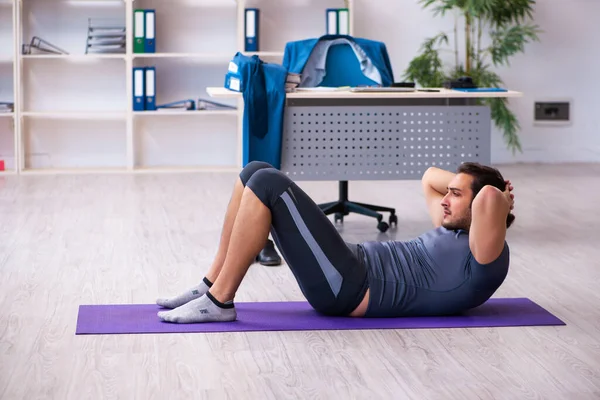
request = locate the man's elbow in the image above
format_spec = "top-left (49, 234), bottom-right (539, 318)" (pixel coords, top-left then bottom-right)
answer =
top-left (472, 185), bottom-right (509, 217)
top-left (421, 167), bottom-right (431, 181)
top-left (421, 166), bottom-right (438, 185)
top-left (422, 166), bottom-right (438, 177)
top-left (474, 185), bottom-right (503, 202)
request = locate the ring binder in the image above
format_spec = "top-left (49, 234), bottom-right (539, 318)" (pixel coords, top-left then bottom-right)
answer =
top-left (144, 66), bottom-right (156, 111)
top-left (133, 67), bottom-right (146, 111)
top-left (244, 8), bottom-right (259, 52)
top-left (22, 36), bottom-right (69, 55)
top-left (134, 9), bottom-right (145, 53)
top-left (156, 99), bottom-right (196, 111)
top-left (144, 10), bottom-right (156, 53)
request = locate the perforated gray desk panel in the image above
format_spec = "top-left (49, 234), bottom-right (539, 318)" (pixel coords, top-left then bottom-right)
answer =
top-left (280, 105), bottom-right (491, 181)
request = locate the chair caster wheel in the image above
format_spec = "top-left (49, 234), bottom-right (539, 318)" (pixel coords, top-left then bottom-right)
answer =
top-left (377, 221), bottom-right (389, 233)
top-left (389, 214), bottom-right (398, 226)
top-left (334, 213), bottom-right (344, 223)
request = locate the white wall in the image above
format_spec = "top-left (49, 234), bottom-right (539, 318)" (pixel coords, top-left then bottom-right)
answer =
top-left (354, 0), bottom-right (600, 163)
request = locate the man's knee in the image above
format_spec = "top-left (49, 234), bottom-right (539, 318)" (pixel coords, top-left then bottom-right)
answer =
top-left (248, 168), bottom-right (289, 188)
top-left (245, 168), bottom-right (291, 208)
top-left (239, 161), bottom-right (275, 186)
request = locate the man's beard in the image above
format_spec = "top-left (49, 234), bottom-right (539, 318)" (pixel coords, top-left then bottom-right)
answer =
top-left (442, 214), bottom-right (471, 231)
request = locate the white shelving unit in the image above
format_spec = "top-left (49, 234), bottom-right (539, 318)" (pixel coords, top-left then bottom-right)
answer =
top-left (3, 0), bottom-right (353, 174)
top-left (0, 0), bottom-right (16, 174)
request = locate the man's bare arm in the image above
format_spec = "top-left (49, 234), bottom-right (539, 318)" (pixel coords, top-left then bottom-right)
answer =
top-left (468, 185), bottom-right (512, 264)
top-left (421, 167), bottom-right (456, 227)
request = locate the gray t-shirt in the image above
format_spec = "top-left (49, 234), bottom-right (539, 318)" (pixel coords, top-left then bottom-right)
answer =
top-left (360, 226), bottom-right (510, 317)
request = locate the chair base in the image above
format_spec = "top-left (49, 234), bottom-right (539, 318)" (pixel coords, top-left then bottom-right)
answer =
top-left (318, 181), bottom-right (397, 233)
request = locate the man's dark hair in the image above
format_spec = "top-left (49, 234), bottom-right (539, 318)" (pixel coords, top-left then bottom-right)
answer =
top-left (456, 162), bottom-right (515, 228)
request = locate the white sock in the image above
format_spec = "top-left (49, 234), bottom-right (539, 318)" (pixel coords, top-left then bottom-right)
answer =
top-left (157, 293), bottom-right (236, 324)
top-left (156, 277), bottom-right (212, 309)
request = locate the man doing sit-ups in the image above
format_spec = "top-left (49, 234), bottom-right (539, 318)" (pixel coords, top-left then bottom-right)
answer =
top-left (156, 161), bottom-right (515, 323)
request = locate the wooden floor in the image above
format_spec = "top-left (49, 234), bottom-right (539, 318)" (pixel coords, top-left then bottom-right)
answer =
top-left (1, 163), bottom-right (599, 399)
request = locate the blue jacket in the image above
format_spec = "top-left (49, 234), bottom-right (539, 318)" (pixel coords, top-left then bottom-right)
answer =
top-left (224, 37), bottom-right (394, 169)
top-left (283, 35), bottom-right (395, 86)
top-left (225, 52), bottom-right (287, 168)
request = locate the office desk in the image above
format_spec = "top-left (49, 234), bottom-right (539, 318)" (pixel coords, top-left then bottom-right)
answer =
top-left (207, 87), bottom-right (523, 181)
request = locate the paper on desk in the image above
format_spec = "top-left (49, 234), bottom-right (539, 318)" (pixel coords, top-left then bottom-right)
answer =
top-left (294, 87), bottom-right (351, 92)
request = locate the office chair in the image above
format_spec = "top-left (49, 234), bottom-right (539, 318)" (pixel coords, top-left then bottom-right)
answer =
top-left (299, 42), bottom-right (397, 232)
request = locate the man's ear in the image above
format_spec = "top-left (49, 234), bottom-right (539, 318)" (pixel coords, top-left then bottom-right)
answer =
top-left (469, 194), bottom-right (476, 208)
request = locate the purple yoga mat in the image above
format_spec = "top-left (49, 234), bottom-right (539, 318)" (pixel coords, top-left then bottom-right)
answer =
top-left (75, 298), bottom-right (565, 335)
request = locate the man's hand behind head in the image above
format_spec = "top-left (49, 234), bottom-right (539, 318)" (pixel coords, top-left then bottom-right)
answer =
top-left (504, 180), bottom-right (514, 211)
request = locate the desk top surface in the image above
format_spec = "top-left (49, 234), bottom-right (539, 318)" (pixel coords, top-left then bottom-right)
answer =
top-left (207, 87), bottom-right (523, 99)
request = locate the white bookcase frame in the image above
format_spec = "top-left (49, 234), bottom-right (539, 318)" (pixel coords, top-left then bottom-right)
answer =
top-left (0, 0), bottom-right (353, 174)
top-left (0, 0), bottom-right (16, 174)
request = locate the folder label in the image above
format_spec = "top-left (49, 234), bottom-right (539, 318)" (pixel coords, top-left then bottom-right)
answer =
top-left (246, 10), bottom-right (256, 38)
top-left (327, 9), bottom-right (337, 35)
top-left (228, 61), bottom-right (238, 74)
top-left (338, 9), bottom-right (349, 35)
top-left (146, 12), bottom-right (155, 39)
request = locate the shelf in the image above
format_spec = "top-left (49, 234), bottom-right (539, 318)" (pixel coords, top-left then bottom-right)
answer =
top-left (127, 52), bottom-right (284, 61)
top-left (132, 53), bottom-right (234, 61)
top-left (20, 167), bottom-right (128, 175)
top-left (0, 113), bottom-right (14, 118)
top-left (243, 51), bottom-right (284, 58)
top-left (22, 111), bottom-right (127, 119)
top-left (49, 0), bottom-right (125, 3)
top-left (18, 166), bottom-right (241, 175)
top-left (134, 110), bottom-right (237, 117)
top-left (133, 166), bottom-right (240, 174)
top-left (130, 0), bottom-right (238, 6)
top-left (0, 170), bottom-right (17, 176)
top-left (0, 57), bottom-right (12, 63)
top-left (22, 54), bottom-right (126, 61)
top-left (207, 87), bottom-right (239, 98)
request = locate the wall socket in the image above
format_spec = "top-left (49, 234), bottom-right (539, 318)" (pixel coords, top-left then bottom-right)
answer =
top-left (534, 99), bottom-right (572, 126)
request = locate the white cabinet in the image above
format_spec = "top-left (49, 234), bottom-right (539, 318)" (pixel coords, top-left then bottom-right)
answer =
top-left (3, 0), bottom-right (352, 174)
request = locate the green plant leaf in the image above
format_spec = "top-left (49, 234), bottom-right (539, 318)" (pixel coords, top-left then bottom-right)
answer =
top-left (404, 50), bottom-right (447, 87)
top-left (484, 0), bottom-right (536, 28)
top-left (409, 0), bottom-right (537, 153)
top-left (485, 97), bottom-right (522, 154)
top-left (404, 33), bottom-right (451, 86)
top-left (448, 64), bottom-right (466, 79)
top-left (419, 0), bottom-right (464, 17)
top-left (488, 24), bottom-right (541, 66)
top-left (420, 32), bottom-right (450, 51)
top-left (463, 0), bottom-right (495, 17)
top-left (421, 0), bottom-right (535, 26)
top-left (471, 66), bottom-right (504, 88)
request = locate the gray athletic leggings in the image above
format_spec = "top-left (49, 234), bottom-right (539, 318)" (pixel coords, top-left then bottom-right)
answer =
top-left (240, 161), bottom-right (368, 316)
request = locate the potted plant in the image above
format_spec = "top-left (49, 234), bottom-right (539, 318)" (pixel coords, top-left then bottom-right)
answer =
top-left (404, 0), bottom-right (541, 153)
